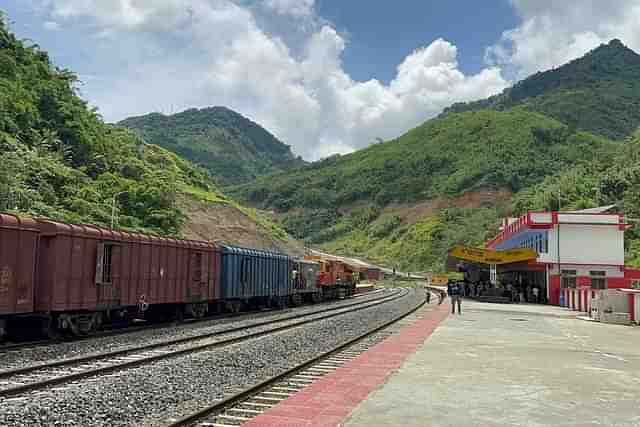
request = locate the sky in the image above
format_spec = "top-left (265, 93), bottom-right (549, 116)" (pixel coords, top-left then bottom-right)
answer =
top-left (3, 1), bottom-right (640, 160)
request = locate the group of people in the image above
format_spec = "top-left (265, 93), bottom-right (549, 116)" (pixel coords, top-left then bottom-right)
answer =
top-left (502, 282), bottom-right (543, 304)
top-left (447, 279), bottom-right (545, 314)
top-left (457, 280), bottom-right (544, 303)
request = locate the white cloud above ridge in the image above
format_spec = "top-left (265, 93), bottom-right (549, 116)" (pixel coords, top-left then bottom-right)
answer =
top-left (43, 20), bottom-right (60, 30)
top-left (37, 0), bottom-right (510, 160)
top-left (263, 0), bottom-right (315, 18)
top-left (487, 0), bottom-right (640, 78)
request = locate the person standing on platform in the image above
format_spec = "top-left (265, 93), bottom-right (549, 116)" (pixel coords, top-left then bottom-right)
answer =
top-left (447, 280), bottom-right (462, 314)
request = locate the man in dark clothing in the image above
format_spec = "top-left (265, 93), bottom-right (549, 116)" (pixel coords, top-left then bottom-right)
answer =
top-left (447, 281), bottom-right (462, 314)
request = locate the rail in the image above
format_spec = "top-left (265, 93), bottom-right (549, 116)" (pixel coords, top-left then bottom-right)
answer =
top-left (0, 289), bottom-right (405, 398)
top-left (165, 289), bottom-right (428, 427)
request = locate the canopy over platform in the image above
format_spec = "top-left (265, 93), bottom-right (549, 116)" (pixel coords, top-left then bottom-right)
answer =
top-left (448, 245), bottom-right (537, 266)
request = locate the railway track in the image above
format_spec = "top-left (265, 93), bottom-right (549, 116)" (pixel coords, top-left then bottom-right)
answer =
top-left (0, 289), bottom-right (385, 354)
top-left (0, 289), bottom-right (404, 399)
top-left (165, 289), bottom-right (430, 427)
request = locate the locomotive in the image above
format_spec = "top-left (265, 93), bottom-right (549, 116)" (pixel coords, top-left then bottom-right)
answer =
top-left (0, 213), bottom-right (358, 339)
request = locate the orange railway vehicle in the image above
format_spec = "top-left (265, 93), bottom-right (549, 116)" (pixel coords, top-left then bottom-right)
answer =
top-left (304, 256), bottom-right (357, 299)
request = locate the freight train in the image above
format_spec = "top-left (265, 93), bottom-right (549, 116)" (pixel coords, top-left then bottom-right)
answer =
top-left (0, 213), bottom-right (357, 340)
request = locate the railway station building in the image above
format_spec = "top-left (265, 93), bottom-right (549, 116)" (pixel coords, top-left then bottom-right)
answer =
top-left (484, 207), bottom-right (640, 316)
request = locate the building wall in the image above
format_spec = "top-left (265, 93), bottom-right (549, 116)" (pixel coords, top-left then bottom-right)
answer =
top-left (551, 224), bottom-right (624, 266)
top-left (495, 224), bottom-right (624, 267)
top-left (488, 211), bottom-right (635, 308)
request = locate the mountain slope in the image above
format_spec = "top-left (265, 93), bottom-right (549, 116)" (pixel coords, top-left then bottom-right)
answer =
top-left (119, 107), bottom-right (304, 186)
top-left (230, 108), bottom-right (619, 270)
top-left (443, 39), bottom-right (640, 140)
top-left (0, 17), bottom-right (300, 254)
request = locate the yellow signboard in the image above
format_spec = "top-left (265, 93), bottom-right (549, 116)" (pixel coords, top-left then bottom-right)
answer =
top-left (492, 248), bottom-right (539, 264)
top-left (449, 246), bottom-right (486, 264)
top-left (449, 245), bottom-right (537, 265)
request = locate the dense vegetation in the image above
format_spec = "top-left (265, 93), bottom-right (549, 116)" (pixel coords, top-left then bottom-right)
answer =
top-left (321, 207), bottom-right (503, 271)
top-left (0, 17), bottom-right (289, 241)
top-left (119, 108), bottom-right (304, 186)
top-left (444, 40), bottom-right (640, 140)
top-left (233, 110), bottom-right (617, 224)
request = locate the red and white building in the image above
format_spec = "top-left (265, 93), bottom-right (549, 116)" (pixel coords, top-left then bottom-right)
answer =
top-left (485, 207), bottom-right (640, 321)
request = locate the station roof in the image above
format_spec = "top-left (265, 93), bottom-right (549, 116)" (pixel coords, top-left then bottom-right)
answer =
top-left (566, 205), bottom-right (618, 214)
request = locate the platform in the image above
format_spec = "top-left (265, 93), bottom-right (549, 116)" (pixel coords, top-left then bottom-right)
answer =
top-left (245, 299), bottom-right (640, 426)
top-left (345, 300), bottom-right (640, 427)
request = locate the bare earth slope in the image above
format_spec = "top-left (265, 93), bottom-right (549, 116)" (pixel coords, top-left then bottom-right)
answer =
top-left (179, 195), bottom-right (305, 256)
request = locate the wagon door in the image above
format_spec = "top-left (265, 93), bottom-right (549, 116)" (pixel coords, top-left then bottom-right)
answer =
top-left (95, 242), bottom-right (120, 309)
top-left (188, 251), bottom-right (207, 302)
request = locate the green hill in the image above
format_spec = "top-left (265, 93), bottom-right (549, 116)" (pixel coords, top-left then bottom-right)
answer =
top-left (119, 107), bottom-right (304, 186)
top-left (0, 16), bottom-right (297, 251)
top-left (230, 109), bottom-right (619, 269)
top-left (443, 39), bottom-right (640, 140)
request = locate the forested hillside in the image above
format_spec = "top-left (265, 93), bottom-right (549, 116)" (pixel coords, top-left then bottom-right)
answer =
top-left (119, 108), bottom-right (304, 186)
top-left (0, 17), bottom-right (299, 253)
top-left (231, 109), bottom-right (620, 269)
top-left (443, 40), bottom-right (640, 140)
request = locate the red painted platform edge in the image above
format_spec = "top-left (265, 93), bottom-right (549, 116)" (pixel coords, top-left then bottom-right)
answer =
top-left (243, 299), bottom-right (451, 427)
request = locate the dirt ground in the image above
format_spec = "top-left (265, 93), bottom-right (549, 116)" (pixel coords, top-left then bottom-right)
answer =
top-left (382, 187), bottom-right (512, 225)
top-left (179, 196), bottom-right (305, 256)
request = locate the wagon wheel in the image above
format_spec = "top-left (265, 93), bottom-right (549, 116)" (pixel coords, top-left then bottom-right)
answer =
top-left (42, 317), bottom-right (60, 340)
top-left (174, 307), bottom-right (185, 323)
top-left (233, 301), bottom-right (242, 313)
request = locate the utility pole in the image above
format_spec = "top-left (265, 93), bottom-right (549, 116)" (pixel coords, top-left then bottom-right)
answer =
top-left (111, 191), bottom-right (128, 230)
top-left (557, 191), bottom-right (562, 305)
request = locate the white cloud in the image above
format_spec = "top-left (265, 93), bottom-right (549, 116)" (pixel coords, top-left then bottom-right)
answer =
top-left (43, 20), bottom-right (60, 30)
top-left (487, 0), bottom-right (640, 77)
top-left (263, 0), bottom-right (314, 18)
top-left (38, 0), bottom-right (509, 160)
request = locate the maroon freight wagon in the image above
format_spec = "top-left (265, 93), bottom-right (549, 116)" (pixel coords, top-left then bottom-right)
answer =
top-left (35, 219), bottom-right (220, 335)
top-left (0, 213), bottom-right (39, 339)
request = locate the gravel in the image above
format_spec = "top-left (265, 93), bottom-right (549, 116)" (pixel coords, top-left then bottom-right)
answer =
top-left (0, 288), bottom-right (426, 427)
top-left (0, 289), bottom-right (391, 370)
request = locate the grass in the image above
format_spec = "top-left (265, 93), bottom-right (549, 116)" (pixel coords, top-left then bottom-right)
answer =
top-left (180, 184), bottom-right (231, 204)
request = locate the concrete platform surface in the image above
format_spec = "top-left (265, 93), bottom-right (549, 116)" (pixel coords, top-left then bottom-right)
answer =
top-left (244, 297), bottom-right (450, 427)
top-left (344, 300), bottom-right (640, 427)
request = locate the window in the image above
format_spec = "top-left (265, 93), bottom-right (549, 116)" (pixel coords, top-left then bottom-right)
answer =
top-left (561, 270), bottom-right (577, 289)
top-left (96, 243), bottom-right (114, 284)
top-left (590, 271), bottom-right (607, 289)
top-left (544, 234), bottom-right (549, 253)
